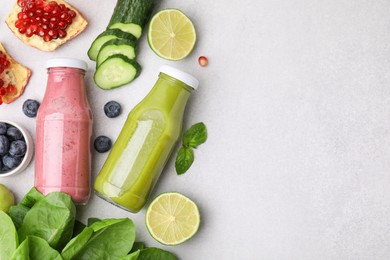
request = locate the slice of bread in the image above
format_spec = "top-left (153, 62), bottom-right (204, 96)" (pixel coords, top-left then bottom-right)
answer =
top-left (5, 0), bottom-right (88, 52)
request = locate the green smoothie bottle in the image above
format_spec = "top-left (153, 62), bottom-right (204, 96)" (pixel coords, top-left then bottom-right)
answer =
top-left (94, 66), bottom-right (199, 212)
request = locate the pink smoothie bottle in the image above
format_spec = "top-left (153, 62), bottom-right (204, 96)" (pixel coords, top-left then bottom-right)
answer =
top-left (35, 58), bottom-right (93, 204)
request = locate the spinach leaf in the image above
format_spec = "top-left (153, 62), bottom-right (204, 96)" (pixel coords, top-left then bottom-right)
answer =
top-left (87, 217), bottom-right (101, 226)
top-left (72, 220), bottom-right (86, 238)
top-left (138, 248), bottom-right (177, 260)
top-left (63, 218), bottom-right (136, 260)
top-left (18, 192), bottom-right (76, 250)
top-left (175, 147), bottom-right (194, 174)
top-left (119, 250), bottom-right (140, 260)
top-left (8, 204), bottom-right (29, 230)
top-left (11, 236), bottom-right (62, 260)
top-left (0, 210), bottom-right (18, 260)
top-left (182, 122), bottom-right (207, 148)
top-left (62, 227), bottom-right (94, 260)
top-left (130, 242), bottom-right (145, 253)
top-left (20, 187), bottom-right (44, 208)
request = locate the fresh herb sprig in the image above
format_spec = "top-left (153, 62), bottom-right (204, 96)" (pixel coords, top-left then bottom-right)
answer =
top-left (175, 122), bottom-right (207, 174)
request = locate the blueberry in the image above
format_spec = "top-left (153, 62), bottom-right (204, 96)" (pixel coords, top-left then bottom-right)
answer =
top-left (23, 99), bottom-right (40, 118)
top-left (6, 127), bottom-right (23, 141)
top-left (94, 136), bottom-right (112, 153)
top-left (104, 101), bottom-right (121, 118)
top-left (0, 123), bottom-right (7, 135)
top-left (9, 140), bottom-right (27, 157)
top-left (0, 135), bottom-right (10, 155)
top-left (2, 154), bottom-right (22, 169)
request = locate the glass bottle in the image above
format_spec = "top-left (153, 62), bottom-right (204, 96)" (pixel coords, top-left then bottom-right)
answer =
top-left (35, 58), bottom-right (93, 204)
top-left (94, 66), bottom-right (199, 212)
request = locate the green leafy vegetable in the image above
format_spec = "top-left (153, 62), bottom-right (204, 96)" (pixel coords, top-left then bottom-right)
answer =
top-left (182, 122), bottom-right (208, 148)
top-left (119, 250), bottom-right (140, 260)
top-left (130, 242), bottom-right (145, 253)
top-left (18, 192), bottom-right (76, 250)
top-left (11, 236), bottom-right (62, 260)
top-left (72, 220), bottom-right (86, 238)
top-left (175, 147), bottom-right (194, 175)
top-left (20, 187), bottom-right (44, 208)
top-left (8, 204), bottom-right (29, 230)
top-left (87, 217), bottom-right (101, 226)
top-left (138, 247), bottom-right (177, 260)
top-left (175, 122), bottom-right (207, 175)
top-left (61, 227), bottom-right (94, 260)
top-left (0, 210), bottom-right (18, 260)
top-left (62, 218), bottom-right (136, 260)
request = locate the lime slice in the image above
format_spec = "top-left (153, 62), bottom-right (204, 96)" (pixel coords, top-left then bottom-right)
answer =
top-left (145, 192), bottom-right (200, 245)
top-left (147, 9), bottom-right (196, 61)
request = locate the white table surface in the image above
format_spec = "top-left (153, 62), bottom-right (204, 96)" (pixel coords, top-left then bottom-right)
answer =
top-left (2, 0), bottom-right (390, 259)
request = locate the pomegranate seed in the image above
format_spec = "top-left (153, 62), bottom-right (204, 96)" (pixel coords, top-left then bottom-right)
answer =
top-left (7, 85), bottom-right (16, 95)
top-left (43, 34), bottom-right (52, 42)
top-left (42, 17), bottom-right (48, 23)
top-left (18, 0), bottom-right (26, 7)
top-left (198, 56), bottom-right (208, 67)
top-left (58, 21), bottom-right (66, 29)
top-left (48, 29), bottom-right (58, 38)
top-left (50, 17), bottom-right (58, 22)
top-left (22, 13), bottom-right (28, 20)
top-left (0, 79), bottom-right (3, 88)
top-left (15, 19), bottom-right (24, 28)
top-left (52, 7), bottom-right (61, 16)
top-left (17, 12), bottom-right (24, 20)
top-left (0, 68), bottom-right (4, 74)
top-left (30, 24), bottom-right (38, 32)
top-left (37, 28), bottom-right (45, 37)
top-left (18, 27), bottom-right (27, 34)
top-left (58, 28), bottom-right (67, 38)
top-left (49, 22), bottom-right (58, 29)
top-left (43, 5), bottom-right (53, 13)
top-left (26, 27), bottom-right (34, 37)
top-left (60, 13), bottom-right (68, 20)
top-left (0, 97), bottom-right (3, 106)
top-left (68, 10), bottom-right (76, 18)
top-left (41, 24), bottom-right (48, 30)
top-left (28, 11), bottom-right (34, 17)
top-left (0, 88), bottom-right (6, 96)
top-left (35, 9), bottom-right (43, 16)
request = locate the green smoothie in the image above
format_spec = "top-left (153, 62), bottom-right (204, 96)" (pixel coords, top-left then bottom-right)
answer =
top-left (94, 66), bottom-right (199, 212)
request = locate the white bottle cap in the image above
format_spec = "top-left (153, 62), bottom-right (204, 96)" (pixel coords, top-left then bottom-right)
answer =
top-left (159, 65), bottom-right (199, 90)
top-left (45, 58), bottom-right (88, 71)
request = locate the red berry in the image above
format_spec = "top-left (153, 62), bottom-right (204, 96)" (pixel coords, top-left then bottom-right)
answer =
top-left (0, 88), bottom-right (6, 96)
top-left (198, 56), bottom-right (208, 67)
top-left (7, 85), bottom-right (16, 95)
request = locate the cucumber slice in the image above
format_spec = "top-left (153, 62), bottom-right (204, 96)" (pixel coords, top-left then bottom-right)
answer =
top-left (107, 0), bottom-right (155, 39)
top-left (108, 23), bottom-right (143, 39)
top-left (88, 29), bottom-right (137, 61)
top-left (94, 54), bottom-right (141, 90)
top-left (96, 39), bottom-right (137, 67)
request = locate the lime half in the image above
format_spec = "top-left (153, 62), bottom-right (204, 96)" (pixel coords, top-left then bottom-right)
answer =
top-left (145, 192), bottom-right (200, 245)
top-left (147, 9), bottom-right (196, 61)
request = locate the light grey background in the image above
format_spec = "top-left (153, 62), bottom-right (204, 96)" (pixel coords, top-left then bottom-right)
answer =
top-left (1, 0), bottom-right (390, 259)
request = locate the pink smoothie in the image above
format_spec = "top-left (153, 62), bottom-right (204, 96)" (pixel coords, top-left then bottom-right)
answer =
top-left (35, 62), bottom-right (92, 204)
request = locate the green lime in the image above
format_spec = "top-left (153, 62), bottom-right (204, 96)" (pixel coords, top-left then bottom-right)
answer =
top-left (145, 192), bottom-right (200, 245)
top-left (0, 184), bottom-right (14, 213)
top-left (147, 9), bottom-right (196, 61)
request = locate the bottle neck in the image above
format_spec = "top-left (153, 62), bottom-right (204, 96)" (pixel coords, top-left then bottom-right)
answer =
top-left (144, 73), bottom-right (193, 116)
top-left (44, 67), bottom-right (87, 103)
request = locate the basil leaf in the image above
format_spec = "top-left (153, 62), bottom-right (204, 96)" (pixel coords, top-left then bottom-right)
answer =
top-left (0, 210), bottom-right (17, 260)
top-left (175, 147), bottom-right (194, 175)
top-left (182, 122), bottom-right (207, 148)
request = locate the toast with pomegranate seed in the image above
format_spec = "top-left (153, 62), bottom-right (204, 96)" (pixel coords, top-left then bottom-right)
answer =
top-left (0, 43), bottom-right (31, 105)
top-left (5, 0), bottom-right (88, 52)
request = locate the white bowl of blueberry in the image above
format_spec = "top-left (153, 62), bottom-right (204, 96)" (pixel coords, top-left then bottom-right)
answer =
top-left (0, 121), bottom-right (33, 177)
